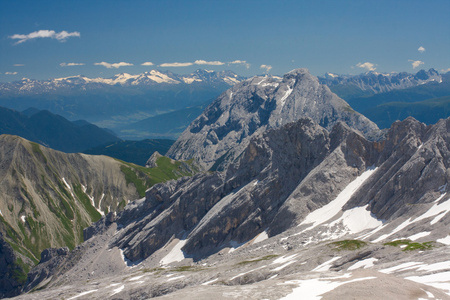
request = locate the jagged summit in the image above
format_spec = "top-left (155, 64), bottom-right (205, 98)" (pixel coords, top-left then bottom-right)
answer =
top-left (167, 68), bottom-right (380, 170)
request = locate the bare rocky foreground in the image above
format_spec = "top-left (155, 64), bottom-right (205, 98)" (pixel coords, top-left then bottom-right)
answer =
top-left (9, 222), bottom-right (450, 299)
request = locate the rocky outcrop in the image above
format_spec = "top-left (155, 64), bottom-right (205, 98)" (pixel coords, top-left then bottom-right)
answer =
top-left (167, 68), bottom-right (380, 170)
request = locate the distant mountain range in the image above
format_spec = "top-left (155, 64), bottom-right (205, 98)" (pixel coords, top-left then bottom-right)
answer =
top-left (0, 69), bottom-right (244, 95)
top-left (0, 70), bottom-right (244, 133)
top-left (319, 68), bottom-right (443, 99)
top-left (0, 106), bottom-right (120, 153)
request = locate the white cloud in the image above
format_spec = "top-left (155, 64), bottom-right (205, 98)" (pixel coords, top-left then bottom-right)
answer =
top-left (159, 62), bottom-right (194, 67)
top-left (60, 62), bottom-right (85, 67)
top-left (229, 60), bottom-right (251, 69)
top-left (194, 60), bottom-right (225, 66)
top-left (141, 62), bottom-right (154, 66)
top-left (409, 60), bottom-right (424, 69)
top-left (94, 62), bottom-right (133, 69)
top-left (418, 46), bottom-right (426, 53)
top-left (356, 62), bottom-right (377, 71)
top-left (441, 68), bottom-right (450, 73)
top-left (260, 64), bottom-right (272, 73)
top-left (5, 72), bottom-right (18, 75)
top-left (13, 64), bottom-right (24, 67)
top-left (9, 30), bottom-right (80, 44)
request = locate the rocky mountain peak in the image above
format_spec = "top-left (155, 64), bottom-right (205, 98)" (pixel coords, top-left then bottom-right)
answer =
top-left (167, 68), bottom-right (380, 170)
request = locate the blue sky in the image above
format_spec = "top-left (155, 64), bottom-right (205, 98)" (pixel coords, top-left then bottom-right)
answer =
top-left (1, 0), bottom-right (449, 82)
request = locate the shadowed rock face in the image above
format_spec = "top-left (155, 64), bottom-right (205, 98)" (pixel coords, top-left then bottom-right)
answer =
top-left (105, 116), bottom-right (448, 263)
top-left (167, 68), bottom-right (380, 170)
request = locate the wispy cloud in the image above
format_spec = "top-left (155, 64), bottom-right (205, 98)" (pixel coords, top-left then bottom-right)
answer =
top-left (60, 62), bottom-right (85, 67)
top-left (9, 30), bottom-right (80, 44)
top-left (194, 60), bottom-right (225, 66)
top-left (409, 60), bottom-right (424, 69)
top-left (5, 72), bottom-right (18, 75)
top-left (160, 62), bottom-right (194, 67)
top-left (141, 62), bottom-right (154, 66)
top-left (260, 64), bottom-right (272, 73)
top-left (356, 62), bottom-right (376, 71)
top-left (94, 62), bottom-right (133, 69)
top-left (441, 68), bottom-right (450, 73)
top-left (13, 64), bottom-right (24, 67)
top-left (418, 46), bottom-right (426, 53)
top-left (229, 60), bottom-right (251, 69)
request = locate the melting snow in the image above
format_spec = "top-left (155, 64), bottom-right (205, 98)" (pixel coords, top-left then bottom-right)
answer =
top-left (230, 265), bottom-right (266, 281)
top-left (272, 254), bottom-right (299, 265)
top-left (253, 230), bottom-right (269, 244)
top-left (348, 258), bottom-right (378, 270)
top-left (437, 236), bottom-right (450, 245)
top-left (110, 285), bottom-right (125, 296)
top-left (160, 239), bottom-right (187, 265)
top-left (67, 290), bottom-right (98, 300)
top-left (129, 275), bottom-right (145, 281)
top-left (202, 278), bottom-right (218, 285)
top-left (20, 215), bottom-right (26, 223)
top-left (62, 177), bottom-right (75, 198)
top-left (408, 232), bottom-right (431, 241)
top-left (300, 167), bottom-right (377, 230)
top-left (312, 257), bottom-right (341, 272)
top-left (372, 192), bottom-right (448, 242)
top-left (279, 276), bottom-right (376, 300)
top-left (406, 272), bottom-right (450, 295)
top-left (167, 275), bottom-right (185, 282)
top-left (279, 86), bottom-right (293, 108)
top-left (272, 261), bottom-right (297, 272)
top-left (0, 210), bottom-right (2, 217)
top-left (329, 204), bottom-right (382, 233)
top-left (380, 262), bottom-right (423, 274)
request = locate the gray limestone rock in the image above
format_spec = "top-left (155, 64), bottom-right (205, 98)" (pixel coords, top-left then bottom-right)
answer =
top-left (167, 68), bottom-right (381, 170)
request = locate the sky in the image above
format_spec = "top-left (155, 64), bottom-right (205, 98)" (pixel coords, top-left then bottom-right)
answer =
top-left (1, 0), bottom-right (449, 82)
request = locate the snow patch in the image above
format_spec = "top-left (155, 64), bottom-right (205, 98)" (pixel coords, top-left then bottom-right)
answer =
top-left (230, 265), bottom-right (266, 281)
top-left (67, 290), bottom-right (98, 300)
top-left (160, 239), bottom-right (187, 265)
top-left (437, 236), bottom-right (450, 245)
top-left (408, 231), bottom-right (431, 241)
top-left (110, 285), bottom-right (125, 296)
top-left (406, 272), bottom-right (450, 295)
top-left (62, 177), bottom-right (75, 198)
top-left (279, 276), bottom-right (376, 300)
top-left (312, 256), bottom-right (341, 272)
top-left (329, 204), bottom-right (383, 234)
top-left (20, 215), bottom-right (26, 223)
top-left (300, 167), bottom-right (377, 230)
top-left (167, 275), bottom-right (185, 282)
top-left (348, 258), bottom-right (378, 270)
top-left (272, 261), bottom-right (297, 272)
top-left (380, 262), bottom-right (423, 274)
top-left (253, 230), bottom-right (269, 244)
top-left (129, 275), bottom-right (145, 281)
top-left (0, 210), bottom-right (3, 217)
top-left (202, 278), bottom-right (218, 285)
top-left (279, 86), bottom-right (293, 108)
top-left (272, 254), bottom-right (299, 265)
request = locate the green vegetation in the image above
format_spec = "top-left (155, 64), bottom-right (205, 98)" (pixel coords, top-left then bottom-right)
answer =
top-left (384, 239), bottom-right (435, 251)
top-left (119, 156), bottom-right (200, 197)
top-left (237, 255), bottom-right (279, 266)
top-left (172, 265), bottom-right (204, 272)
top-left (73, 184), bottom-right (102, 222)
top-left (329, 240), bottom-right (368, 251)
top-left (30, 142), bottom-right (47, 163)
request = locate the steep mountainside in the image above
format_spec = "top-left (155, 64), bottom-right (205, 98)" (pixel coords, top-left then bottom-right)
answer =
top-left (14, 116), bottom-right (450, 299)
top-left (0, 135), bottom-right (199, 298)
top-left (319, 68), bottom-right (442, 99)
top-left (0, 106), bottom-right (120, 153)
top-left (167, 68), bottom-right (380, 170)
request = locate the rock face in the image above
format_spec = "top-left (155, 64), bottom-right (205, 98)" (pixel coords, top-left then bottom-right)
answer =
top-left (167, 68), bottom-right (380, 170)
top-left (96, 116), bottom-right (447, 264)
top-left (11, 116), bottom-right (450, 299)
